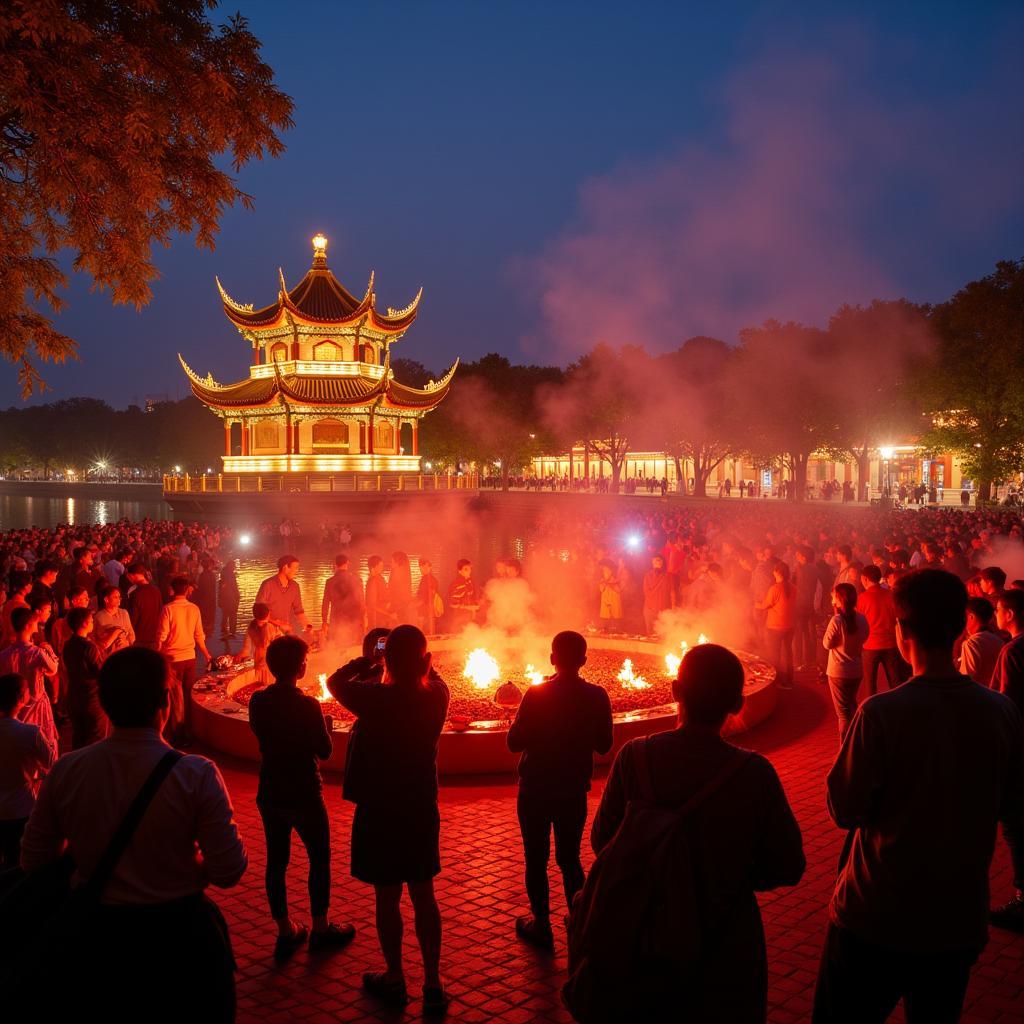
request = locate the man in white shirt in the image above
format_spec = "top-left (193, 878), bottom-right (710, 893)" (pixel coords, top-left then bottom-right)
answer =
top-left (20, 646), bottom-right (246, 1021)
top-left (959, 597), bottom-right (1005, 688)
top-left (158, 575), bottom-right (212, 746)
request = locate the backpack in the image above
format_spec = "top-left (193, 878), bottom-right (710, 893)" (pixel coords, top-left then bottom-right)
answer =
top-left (563, 741), bottom-right (750, 1023)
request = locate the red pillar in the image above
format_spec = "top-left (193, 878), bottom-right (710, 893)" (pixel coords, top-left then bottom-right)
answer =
top-left (412, 421), bottom-right (419, 455)
top-left (241, 420), bottom-right (249, 456)
top-left (224, 422), bottom-right (231, 456)
top-left (368, 413), bottom-right (375, 454)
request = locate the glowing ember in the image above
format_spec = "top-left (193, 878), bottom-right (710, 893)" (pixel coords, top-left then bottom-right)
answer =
top-left (697, 633), bottom-right (709, 646)
top-left (316, 673), bottom-right (331, 702)
top-left (617, 658), bottom-right (650, 690)
top-left (524, 664), bottom-right (545, 685)
top-left (463, 648), bottom-right (501, 690)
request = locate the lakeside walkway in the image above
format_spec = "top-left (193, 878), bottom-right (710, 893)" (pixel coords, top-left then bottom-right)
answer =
top-left (203, 672), bottom-right (1023, 1024)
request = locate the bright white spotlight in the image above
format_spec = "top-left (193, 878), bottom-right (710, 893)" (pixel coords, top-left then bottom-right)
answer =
top-left (626, 534), bottom-right (641, 549)
top-left (239, 533), bottom-right (252, 546)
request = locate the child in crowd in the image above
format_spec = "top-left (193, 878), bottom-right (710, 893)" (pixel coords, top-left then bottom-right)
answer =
top-left (238, 603), bottom-right (280, 684)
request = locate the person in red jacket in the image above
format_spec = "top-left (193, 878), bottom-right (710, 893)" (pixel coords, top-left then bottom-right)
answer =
top-left (857, 565), bottom-right (907, 694)
top-left (641, 555), bottom-right (673, 635)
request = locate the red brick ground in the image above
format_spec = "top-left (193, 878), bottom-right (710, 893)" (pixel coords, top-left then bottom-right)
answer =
top-left (207, 676), bottom-right (1024, 1023)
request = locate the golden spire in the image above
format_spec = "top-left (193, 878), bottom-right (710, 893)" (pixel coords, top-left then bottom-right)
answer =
top-left (312, 232), bottom-right (328, 268)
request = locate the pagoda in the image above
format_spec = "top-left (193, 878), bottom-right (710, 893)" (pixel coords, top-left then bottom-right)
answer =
top-left (179, 233), bottom-right (457, 477)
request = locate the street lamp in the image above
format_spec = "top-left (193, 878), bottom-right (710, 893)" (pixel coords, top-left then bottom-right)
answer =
top-left (879, 446), bottom-right (894, 498)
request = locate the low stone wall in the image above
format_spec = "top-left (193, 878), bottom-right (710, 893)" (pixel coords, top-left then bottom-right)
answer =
top-left (0, 479), bottom-right (165, 501)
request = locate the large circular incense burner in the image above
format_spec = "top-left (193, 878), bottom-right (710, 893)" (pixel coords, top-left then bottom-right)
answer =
top-left (191, 636), bottom-right (778, 775)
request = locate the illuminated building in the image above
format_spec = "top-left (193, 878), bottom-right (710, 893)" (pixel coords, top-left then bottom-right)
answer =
top-left (178, 233), bottom-right (457, 479)
top-left (530, 444), bottom-right (971, 501)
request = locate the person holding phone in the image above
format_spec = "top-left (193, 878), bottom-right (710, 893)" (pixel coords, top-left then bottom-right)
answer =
top-left (327, 628), bottom-right (391, 701)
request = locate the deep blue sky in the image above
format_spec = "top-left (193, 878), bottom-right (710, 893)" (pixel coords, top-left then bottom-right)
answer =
top-left (7, 0), bottom-right (1022, 407)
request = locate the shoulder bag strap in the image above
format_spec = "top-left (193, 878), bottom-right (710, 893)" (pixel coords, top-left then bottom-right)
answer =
top-left (84, 748), bottom-right (184, 898)
top-left (673, 749), bottom-right (752, 819)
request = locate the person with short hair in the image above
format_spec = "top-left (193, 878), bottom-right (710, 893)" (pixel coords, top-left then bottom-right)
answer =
top-left (959, 596), bottom-right (1004, 687)
top-left (814, 569), bottom-right (1024, 1022)
top-left (446, 559), bottom-right (478, 632)
top-left (507, 631), bottom-right (613, 947)
top-left (0, 673), bottom-right (56, 869)
top-left (1, 570), bottom-right (32, 647)
top-left (125, 563), bottom-right (162, 650)
top-left (642, 555), bottom-right (673, 635)
top-left (979, 566), bottom-right (1007, 603)
top-left (857, 564), bottom-right (905, 694)
top-left (19, 647), bottom-right (247, 1022)
top-left (330, 625), bottom-right (450, 1014)
top-left (249, 635), bottom-right (355, 959)
top-left (364, 555), bottom-right (392, 631)
top-left (321, 553), bottom-right (364, 647)
top-left (62, 606), bottom-right (108, 749)
top-left (94, 583), bottom-right (135, 653)
top-left (255, 556), bottom-right (312, 636)
top-left (158, 575), bottom-right (212, 746)
top-left (591, 643), bottom-right (805, 1021)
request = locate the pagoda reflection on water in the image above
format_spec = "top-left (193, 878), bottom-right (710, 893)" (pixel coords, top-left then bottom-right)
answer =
top-left (179, 233), bottom-right (457, 478)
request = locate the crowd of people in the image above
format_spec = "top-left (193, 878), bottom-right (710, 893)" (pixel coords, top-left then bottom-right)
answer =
top-left (0, 500), bottom-right (1022, 1022)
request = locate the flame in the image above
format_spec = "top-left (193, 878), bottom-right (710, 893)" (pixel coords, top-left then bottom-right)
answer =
top-left (618, 658), bottom-right (650, 690)
top-left (463, 648), bottom-right (501, 690)
top-left (524, 664), bottom-right (544, 685)
top-left (664, 635), bottom-right (710, 677)
top-left (316, 673), bottom-right (331, 702)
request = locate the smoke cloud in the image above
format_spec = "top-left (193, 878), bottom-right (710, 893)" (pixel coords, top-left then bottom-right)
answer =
top-left (520, 37), bottom-right (1023, 361)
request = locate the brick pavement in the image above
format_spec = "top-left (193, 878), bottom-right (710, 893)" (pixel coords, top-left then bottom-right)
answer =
top-left (207, 677), bottom-right (1024, 1024)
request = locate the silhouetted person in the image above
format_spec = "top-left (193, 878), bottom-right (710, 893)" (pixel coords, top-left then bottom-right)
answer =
top-left (589, 643), bottom-right (804, 1021)
top-left (62, 606), bottom-right (108, 749)
top-left (125, 563), bottom-right (162, 650)
top-left (19, 647), bottom-right (246, 1022)
top-left (320, 553), bottom-right (365, 647)
top-left (330, 625), bottom-right (450, 1014)
top-left (218, 560), bottom-right (241, 639)
top-left (507, 630), bottom-right (612, 947)
top-left (814, 569), bottom-right (1024, 1022)
top-left (990, 588), bottom-right (1024, 931)
top-left (248, 635), bottom-right (355, 959)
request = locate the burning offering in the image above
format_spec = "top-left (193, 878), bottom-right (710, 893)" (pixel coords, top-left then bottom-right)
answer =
top-left (463, 648), bottom-right (501, 690)
top-left (524, 664), bottom-right (545, 685)
top-left (617, 658), bottom-right (651, 690)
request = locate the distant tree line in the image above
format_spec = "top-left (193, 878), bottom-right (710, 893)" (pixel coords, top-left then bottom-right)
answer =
top-left (0, 397), bottom-right (222, 480)
top-left (421, 259), bottom-right (1024, 501)
top-left (2, 260), bottom-right (1021, 500)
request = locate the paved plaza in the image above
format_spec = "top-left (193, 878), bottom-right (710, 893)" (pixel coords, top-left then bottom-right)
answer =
top-left (208, 674), bottom-right (1023, 1024)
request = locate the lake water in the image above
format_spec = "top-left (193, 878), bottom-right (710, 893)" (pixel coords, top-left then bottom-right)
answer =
top-left (0, 494), bottom-right (172, 530)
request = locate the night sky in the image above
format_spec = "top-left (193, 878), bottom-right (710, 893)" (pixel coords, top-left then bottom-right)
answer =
top-left (7, 0), bottom-right (1022, 407)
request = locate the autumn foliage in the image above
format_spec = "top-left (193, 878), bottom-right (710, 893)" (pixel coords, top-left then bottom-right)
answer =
top-left (0, 0), bottom-right (293, 394)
